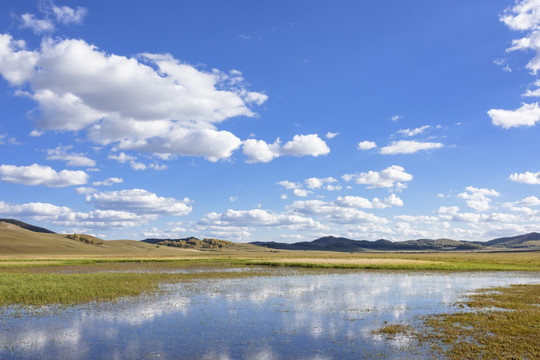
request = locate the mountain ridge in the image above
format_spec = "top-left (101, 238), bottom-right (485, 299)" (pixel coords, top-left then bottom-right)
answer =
top-left (250, 233), bottom-right (540, 251)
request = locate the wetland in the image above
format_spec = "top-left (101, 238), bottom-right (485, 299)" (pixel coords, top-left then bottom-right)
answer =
top-left (1, 266), bottom-right (539, 359)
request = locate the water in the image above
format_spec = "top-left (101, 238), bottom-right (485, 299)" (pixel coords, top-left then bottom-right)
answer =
top-left (1, 270), bottom-right (539, 359)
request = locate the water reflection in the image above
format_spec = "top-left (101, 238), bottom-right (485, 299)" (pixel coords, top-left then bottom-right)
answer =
top-left (1, 271), bottom-right (539, 359)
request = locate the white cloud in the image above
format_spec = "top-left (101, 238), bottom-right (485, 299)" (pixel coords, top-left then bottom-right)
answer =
top-left (293, 188), bottom-right (311, 197)
top-left (457, 186), bottom-right (500, 211)
top-left (396, 125), bottom-right (430, 137)
top-left (391, 115), bottom-right (402, 121)
top-left (325, 131), bottom-right (339, 139)
top-left (277, 180), bottom-right (301, 190)
top-left (108, 152), bottom-right (136, 163)
top-left (335, 196), bottom-right (373, 209)
top-left (0, 200), bottom-right (155, 230)
top-left (0, 163), bottom-right (87, 187)
top-left (20, 14), bottom-right (54, 34)
top-left (0, 35), bottom-right (39, 86)
top-left (501, 1), bottom-right (540, 74)
top-left (516, 195), bottom-right (540, 206)
top-left (509, 170), bottom-right (540, 184)
top-left (343, 165), bottom-right (413, 189)
top-left (46, 145), bottom-right (96, 167)
top-left (380, 140), bottom-right (443, 154)
top-left (334, 194), bottom-right (403, 209)
top-left (394, 215), bottom-right (439, 223)
top-left (92, 177), bottom-right (123, 186)
top-left (0, 36), bottom-right (266, 161)
top-left (229, 196), bottom-right (238, 202)
top-left (305, 177), bottom-right (337, 189)
top-left (357, 141), bottom-right (377, 150)
top-left (90, 189), bottom-right (192, 216)
top-left (0, 134), bottom-right (18, 145)
top-left (523, 80), bottom-right (540, 97)
top-left (501, 0), bottom-right (540, 31)
top-left (199, 208), bottom-right (324, 230)
top-left (488, 102), bottom-right (540, 128)
top-left (52, 5), bottom-right (87, 25)
top-left (130, 161), bottom-right (147, 171)
top-left (288, 199), bottom-right (388, 224)
top-left (372, 194), bottom-right (404, 208)
top-left (243, 134), bottom-right (330, 163)
top-left (243, 138), bottom-right (280, 163)
top-left (436, 206), bottom-right (460, 216)
top-left (280, 134), bottom-right (330, 157)
top-left (75, 186), bottom-right (97, 195)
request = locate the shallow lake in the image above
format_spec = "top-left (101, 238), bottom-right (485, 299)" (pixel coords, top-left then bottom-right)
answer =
top-left (1, 270), bottom-right (539, 359)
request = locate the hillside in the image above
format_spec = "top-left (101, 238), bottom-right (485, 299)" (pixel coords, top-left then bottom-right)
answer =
top-left (0, 221), bottom-right (195, 257)
top-left (0, 218), bottom-right (56, 234)
top-left (479, 232), bottom-right (540, 248)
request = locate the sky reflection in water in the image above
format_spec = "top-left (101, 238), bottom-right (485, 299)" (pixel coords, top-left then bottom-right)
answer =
top-left (1, 270), bottom-right (539, 359)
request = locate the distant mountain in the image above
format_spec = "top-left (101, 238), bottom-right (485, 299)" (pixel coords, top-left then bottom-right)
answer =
top-left (477, 232), bottom-right (540, 248)
top-left (0, 218), bottom-right (56, 234)
top-left (252, 236), bottom-right (483, 252)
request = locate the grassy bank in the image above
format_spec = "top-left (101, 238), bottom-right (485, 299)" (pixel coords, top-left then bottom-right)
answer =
top-left (0, 270), bottom-right (270, 306)
top-left (1, 251), bottom-right (538, 306)
top-left (416, 283), bottom-right (540, 359)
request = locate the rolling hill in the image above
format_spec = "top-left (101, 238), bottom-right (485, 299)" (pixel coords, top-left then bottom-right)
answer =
top-left (0, 221), bottom-right (195, 257)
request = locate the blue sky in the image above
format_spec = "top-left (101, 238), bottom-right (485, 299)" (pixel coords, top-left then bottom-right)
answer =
top-left (1, 0), bottom-right (540, 242)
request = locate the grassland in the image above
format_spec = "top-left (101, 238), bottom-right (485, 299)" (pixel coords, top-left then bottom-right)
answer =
top-left (1, 221), bottom-right (539, 306)
top-left (416, 283), bottom-right (540, 359)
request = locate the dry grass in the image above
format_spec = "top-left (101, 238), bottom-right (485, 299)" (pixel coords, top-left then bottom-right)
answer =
top-left (418, 284), bottom-right (540, 359)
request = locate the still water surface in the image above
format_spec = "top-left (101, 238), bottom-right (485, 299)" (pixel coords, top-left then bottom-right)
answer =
top-left (1, 270), bottom-right (539, 359)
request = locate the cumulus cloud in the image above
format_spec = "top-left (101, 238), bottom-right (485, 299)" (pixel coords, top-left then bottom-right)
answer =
top-left (0, 35), bottom-right (266, 161)
top-left (391, 115), bottom-right (402, 121)
top-left (277, 180), bottom-right (301, 190)
top-left (90, 189), bottom-right (192, 216)
top-left (509, 170), bottom-right (540, 184)
top-left (46, 145), bottom-right (96, 167)
top-left (516, 195), bottom-right (540, 206)
top-left (293, 188), bottom-right (312, 197)
top-left (243, 139), bottom-right (280, 163)
top-left (334, 194), bottom-right (404, 209)
top-left (199, 208), bottom-right (324, 230)
top-left (343, 165), bottom-right (413, 189)
top-left (243, 134), bottom-right (329, 163)
top-left (0, 200), bottom-right (155, 230)
top-left (458, 186), bottom-right (500, 211)
top-left (305, 177), bottom-right (337, 189)
top-left (396, 125), bottom-right (430, 137)
top-left (281, 134), bottom-right (330, 157)
top-left (0, 163), bottom-right (87, 187)
top-left (380, 140), bottom-right (443, 154)
top-left (357, 141), bottom-right (377, 150)
top-left (288, 199), bottom-right (388, 224)
top-left (488, 102), bottom-right (540, 128)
